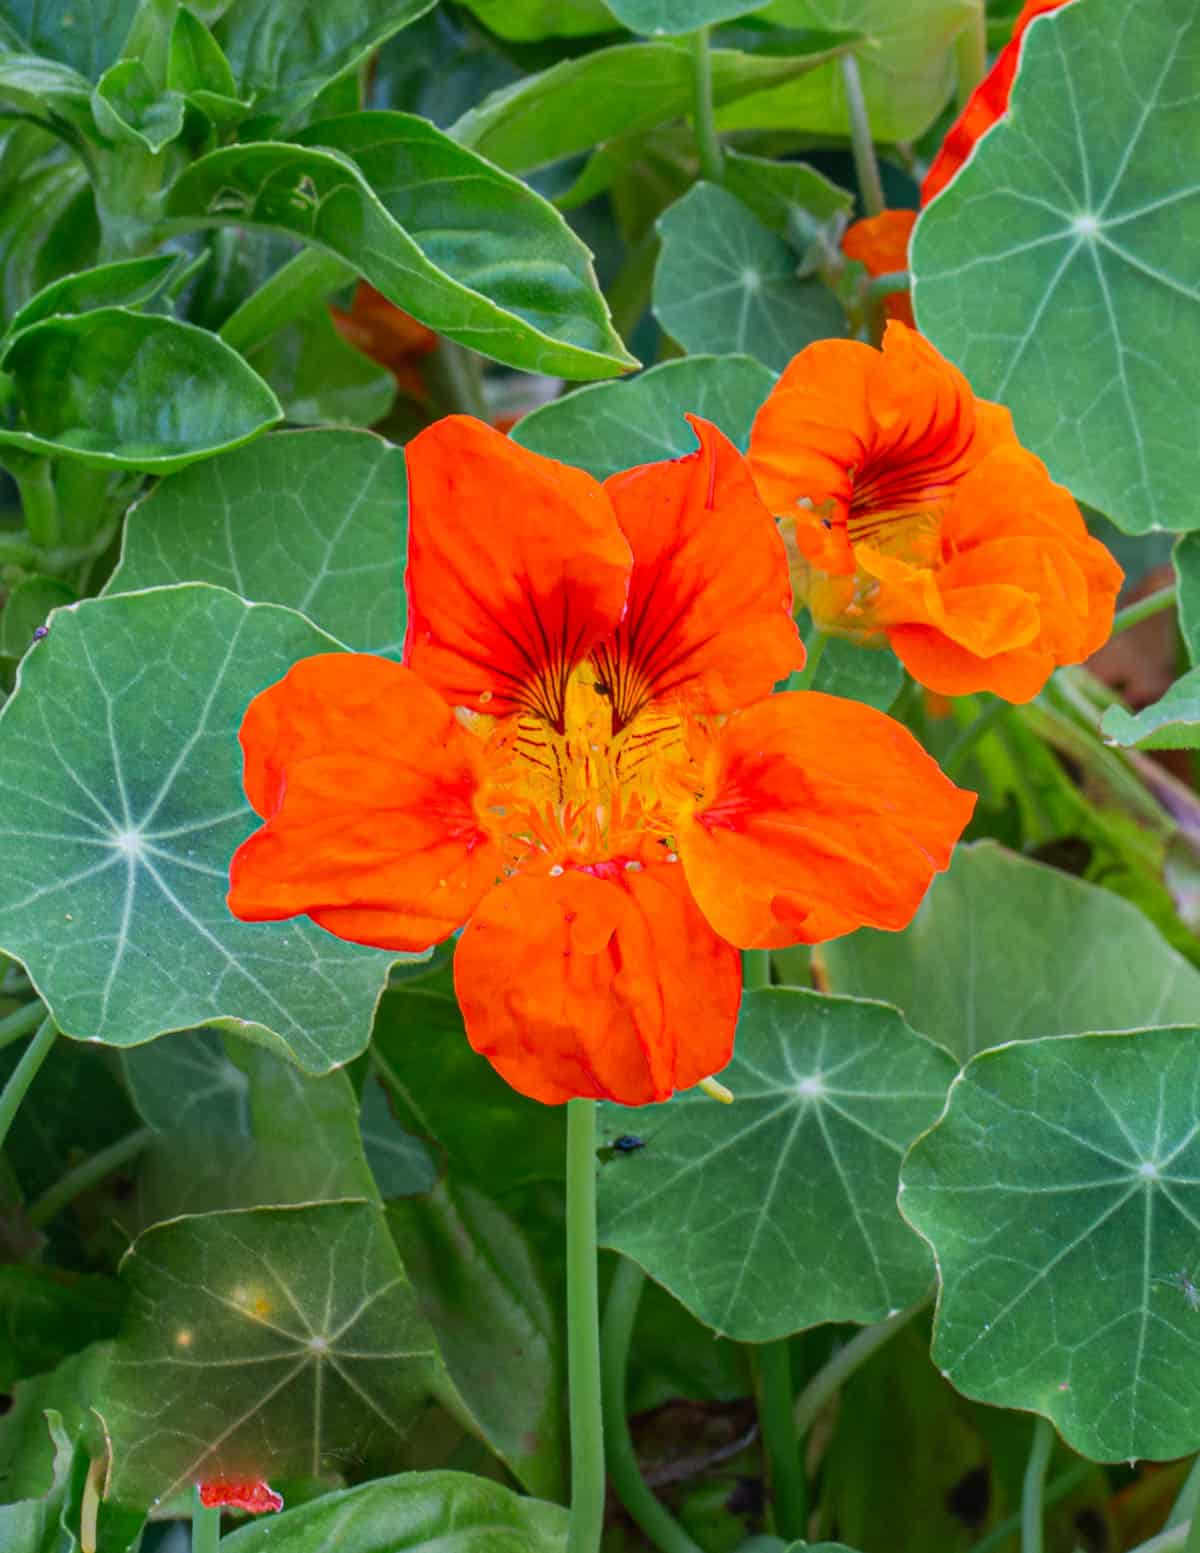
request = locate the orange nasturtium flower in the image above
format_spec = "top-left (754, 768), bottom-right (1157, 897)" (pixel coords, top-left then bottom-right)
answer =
top-left (748, 322), bottom-right (1122, 703)
top-left (228, 416), bottom-right (974, 1106)
top-left (922, 0), bottom-right (1073, 205)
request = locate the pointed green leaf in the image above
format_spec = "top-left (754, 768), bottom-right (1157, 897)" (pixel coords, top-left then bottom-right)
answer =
top-left (912, 0), bottom-right (1200, 533)
top-left (90, 59), bottom-right (185, 151)
top-left (717, 0), bottom-right (970, 143)
top-left (449, 35), bottom-right (857, 175)
top-left (6, 254), bottom-right (181, 337)
top-left (372, 974), bottom-right (566, 1195)
top-left (166, 111), bottom-right (636, 379)
top-left (0, 585), bottom-right (397, 1069)
top-left (219, 1471), bottom-right (568, 1553)
top-left (214, 0), bottom-right (438, 122)
top-left (105, 430), bottom-right (407, 656)
top-left (598, 989), bottom-right (955, 1341)
top-left (901, 1026), bottom-right (1200, 1461)
top-left (167, 7), bottom-right (238, 100)
top-left (105, 1201), bottom-right (437, 1507)
top-left (457, 0), bottom-right (615, 39)
top-left (654, 184), bottom-right (845, 370)
top-left (0, 53), bottom-right (93, 137)
top-left (824, 843), bottom-right (1200, 1062)
top-left (0, 0), bottom-right (138, 79)
top-left (388, 1182), bottom-right (566, 1499)
top-left (0, 127), bottom-right (96, 325)
top-left (0, 310), bottom-right (281, 472)
top-left (1100, 668), bottom-right (1200, 751)
top-left (513, 354), bottom-right (775, 479)
top-left (607, 0), bottom-right (770, 33)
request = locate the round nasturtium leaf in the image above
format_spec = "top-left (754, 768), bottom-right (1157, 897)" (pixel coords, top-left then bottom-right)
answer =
top-left (105, 429), bottom-right (407, 657)
top-left (217, 1470), bottom-right (568, 1553)
top-left (512, 354), bottom-right (775, 479)
top-left (912, 0), bottom-right (1200, 534)
top-left (104, 1201), bottom-right (438, 1507)
top-left (597, 989), bottom-right (956, 1341)
top-left (901, 1027), bottom-right (1200, 1462)
top-left (0, 584), bottom-right (398, 1070)
top-left (824, 843), bottom-right (1200, 1061)
top-left (653, 183), bottom-right (846, 371)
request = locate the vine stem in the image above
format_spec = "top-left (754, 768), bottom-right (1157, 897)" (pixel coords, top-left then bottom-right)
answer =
top-left (566, 1098), bottom-right (605, 1553)
top-left (793, 1294), bottom-right (929, 1435)
top-left (970, 1464), bottom-right (1090, 1553)
top-left (840, 54), bottom-right (885, 217)
top-left (755, 1341), bottom-right (807, 1540)
top-left (944, 696), bottom-right (1009, 778)
top-left (192, 1487), bottom-right (221, 1552)
top-left (601, 1258), bottom-right (704, 1553)
top-left (0, 1014), bottom-right (57, 1151)
top-left (1021, 1416), bottom-right (1055, 1553)
top-left (689, 26), bottom-right (725, 183)
top-left (791, 631), bottom-right (828, 692)
top-left (1110, 583), bottom-right (1177, 635)
top-left (28, 1127), bottom-right (154, 1229)
top-left (743, 949), bottom-right (771, 991)
top-left (0, 1000), bottom-right (47, 1051)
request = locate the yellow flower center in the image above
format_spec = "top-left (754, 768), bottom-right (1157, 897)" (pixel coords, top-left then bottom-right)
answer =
top-left (468, 664), bottom-right (709, 871)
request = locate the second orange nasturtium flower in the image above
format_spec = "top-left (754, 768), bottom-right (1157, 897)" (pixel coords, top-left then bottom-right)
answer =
top-left (748, 322), bottom-right (1122, 703)
top-left (227, 417), bottom-right (974, 1106)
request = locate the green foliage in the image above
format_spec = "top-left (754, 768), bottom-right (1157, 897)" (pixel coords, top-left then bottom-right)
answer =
top-left (598, 989), bottom-right (955, 1340)
top-left (0, 586), bottom-right (397, 1066)
top-left (913, 0), bottom-right (1200, 534)
top-left (902, 1026), bottom-right (1200, 1461)
top-left (513, 353), bottom-right (776, 477)
top-left (825, 842), bottom-right (1200, 1061)
top-left (654, 183), bottom-right (845, 368)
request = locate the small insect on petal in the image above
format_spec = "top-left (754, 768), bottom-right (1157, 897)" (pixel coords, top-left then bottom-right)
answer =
top-left (198, 1479), bottom-right (284, 1514)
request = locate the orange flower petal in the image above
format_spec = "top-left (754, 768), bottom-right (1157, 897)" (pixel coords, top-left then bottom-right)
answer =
top-left (229, 655), bottom-right (498, 951)
top-left (404, 416), bottom-right (631, 728)
top-left (922, 0), bottom-right (1073, 205)
top-left (679, 693), bottom-right (975, 948)
top-left (887, 623), bottom-right (1055, 703)
top-left (597, 415), bottom-right (802, 725)
top-left (454, 863), bottom-right (742, 1105)
top-left (199, 1480), bottom-right (283, 1514)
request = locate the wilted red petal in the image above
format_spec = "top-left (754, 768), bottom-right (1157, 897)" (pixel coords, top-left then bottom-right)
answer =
top-left (404, 416), bottom-right (630, 728)
top-left (454, 863), bottom-right (741, 1105)
top-left (229, 654), bottom-right (499, 951)
top-left (596, 415), bottom-right (802, 727)
top-left (679, 692), bottom-right (976, 948)
top-left (198, 1479), bottom-right (283, 1514)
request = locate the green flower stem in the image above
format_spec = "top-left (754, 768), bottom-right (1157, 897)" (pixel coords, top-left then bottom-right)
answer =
top-left (27, 1126), bottom-right (154, 1229)
top-left (970, 1463), bottom-right (1091, 1553)
top-left (955, 3), bottom-right (988, 110)
top-left (0, 1014), bottom-right (57, 1152)
top-left (1021, 1416), bottom-right (1055, 1553)
top-left (192, 1486), bottom-right (221, 1553)
top-left (790, 631), bottom-right (828, 691)
top-left (944, 696), bottom-right (1010, 778)
top-left (865, 269), bottom-right (910, 301)
top-left (566, 1097), bottom-right (605, 1553)
top-left (689, 27), bottom-right (725, 184)
top-left (425, 339), bottom-right (489, 422)
top-left (601, 1257), bottom-right (704, 1553)
top-left (11, 456), bottom-right (61, 550)
top-left (793, 1294), bottom-right (929, 1435)
top-left (219, 248), bottom-right (357, 355)
top-left (1111, 583), bottom-right (1177, 635)
top-left (0, 1000), bottom-right (47, 1052)
top-left (743, 949), bottom-right (771, 991)
top-left (840, 54), bottom-right (885, 217)
top-left (754, 1340), bottom-right (807, 1541)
